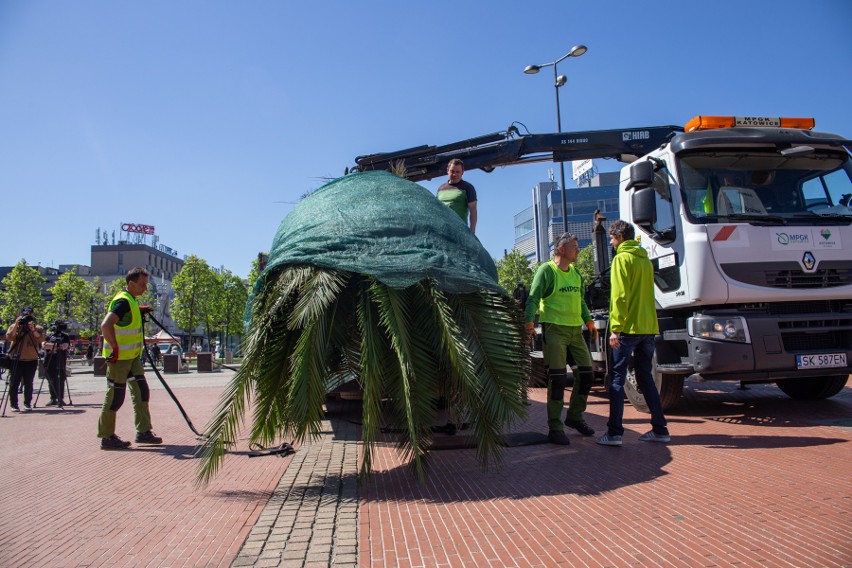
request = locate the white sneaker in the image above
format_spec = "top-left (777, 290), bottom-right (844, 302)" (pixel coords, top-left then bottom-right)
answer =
top-left (596, 434), bottom-right (623, 446)
top-left (23, 404), bottom-right (32, 412)
top-left (638, 430), bottom-right (670, 443)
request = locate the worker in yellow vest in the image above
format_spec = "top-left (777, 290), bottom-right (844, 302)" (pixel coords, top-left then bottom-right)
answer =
top-left (97, 267), bottom-right (163, 450)
top-left (525, 232), bottom-right (598, 445)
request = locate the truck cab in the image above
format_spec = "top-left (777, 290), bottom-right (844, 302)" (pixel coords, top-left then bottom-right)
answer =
top-left (620, 116), bottom-right (852, 408)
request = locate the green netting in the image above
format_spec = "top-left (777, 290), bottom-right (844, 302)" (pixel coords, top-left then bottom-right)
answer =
top-left (249, 171), bottom-right (503, 324)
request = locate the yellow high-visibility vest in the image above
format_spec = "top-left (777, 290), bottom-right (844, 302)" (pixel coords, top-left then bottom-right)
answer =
top-left (102, 291), bottom-right (143, 360)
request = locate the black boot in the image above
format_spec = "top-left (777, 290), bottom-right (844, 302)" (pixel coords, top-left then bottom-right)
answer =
top-left (565, 418), bottom-right (595, 437)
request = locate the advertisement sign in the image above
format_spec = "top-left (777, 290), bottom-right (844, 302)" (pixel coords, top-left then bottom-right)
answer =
top-left (572, 159), bottom-right (593, 181)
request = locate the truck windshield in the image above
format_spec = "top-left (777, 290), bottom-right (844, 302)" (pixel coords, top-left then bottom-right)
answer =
top-left (678, 150), bottom-right (852, 223)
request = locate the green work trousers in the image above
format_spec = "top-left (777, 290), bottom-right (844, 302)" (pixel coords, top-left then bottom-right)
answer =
top-left (542, 322), bottom-right (593, 430)
top-left (97, 357), bottom-right (153, 438)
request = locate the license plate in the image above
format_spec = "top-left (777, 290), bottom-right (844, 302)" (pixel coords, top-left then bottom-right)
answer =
top-left (796, 353), bottom-right (847, 369)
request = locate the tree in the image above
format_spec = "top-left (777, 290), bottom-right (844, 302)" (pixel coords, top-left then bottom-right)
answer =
top-left (218, 271), bottom-right (248, 352)
top-left (247, 254), bottom-right (266, 288)
top-left (0, 260), bottom-right (46, 324)
top-left (495, 249), bottom-right (535, 292)
top-left (78, 277), bottom-right (108, 339)
top-left (43, 267), bottom-right (92, 329)
top-left (574, 243), bottom-right (596, 287)
top-left (105, 277), bottom-right (154, 306)
top-left (171, 255), bottom-right (216, 350)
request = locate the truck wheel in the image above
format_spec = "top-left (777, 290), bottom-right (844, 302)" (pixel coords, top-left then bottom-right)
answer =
top-left (775, 375), bottom-right (849, 400)
top-left (624, 356), bottom-right (684, 412)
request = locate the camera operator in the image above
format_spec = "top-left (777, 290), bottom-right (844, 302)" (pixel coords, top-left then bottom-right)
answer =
top-left (5, 307), bottom-right (46, 412)
top-left (43, 320), bottom-right (71, 407)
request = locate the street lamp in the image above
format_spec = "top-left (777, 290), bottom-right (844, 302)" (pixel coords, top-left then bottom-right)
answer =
top-left (524, 44), bottom-right (587, 241)
top-left (218, 320), bottom-right (227, 360)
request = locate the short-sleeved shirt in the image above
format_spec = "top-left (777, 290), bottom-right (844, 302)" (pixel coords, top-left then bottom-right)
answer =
top-left (437, 180), bottom-right (477, 222)
top-left (110, 298), bottom-right (134, 327)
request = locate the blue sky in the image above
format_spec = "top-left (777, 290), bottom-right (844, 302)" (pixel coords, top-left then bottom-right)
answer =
top-left (1, 1), bottom-right (850, 278)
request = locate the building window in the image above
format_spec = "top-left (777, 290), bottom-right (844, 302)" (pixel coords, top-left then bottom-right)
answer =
top-left (515, 219), bottom-right (534, 239)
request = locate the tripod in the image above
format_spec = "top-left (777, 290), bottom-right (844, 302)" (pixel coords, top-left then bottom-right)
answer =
top-left (0, 366), bottom-right (8, 417)
top-left (35, 337), bottom-right (73, 408)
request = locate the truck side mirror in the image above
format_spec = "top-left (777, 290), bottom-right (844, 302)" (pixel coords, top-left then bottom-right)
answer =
top-left (632, 187), bottom-right (657, 227)
top-left (626, 161), bottom-right (655, 191)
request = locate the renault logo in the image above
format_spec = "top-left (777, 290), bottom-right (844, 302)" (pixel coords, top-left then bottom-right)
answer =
top-left (802, 251), bottom-right (816, 271)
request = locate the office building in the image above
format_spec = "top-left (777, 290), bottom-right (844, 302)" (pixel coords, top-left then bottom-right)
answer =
top-left (514, 171), bottom-right (620, 263)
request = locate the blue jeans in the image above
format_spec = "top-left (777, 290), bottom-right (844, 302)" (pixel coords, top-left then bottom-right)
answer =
top-left (608, 334), bottom-right (668, 437)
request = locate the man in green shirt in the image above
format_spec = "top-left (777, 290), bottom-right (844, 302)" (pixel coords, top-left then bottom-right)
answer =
top-left (525, 233), bottom-right (598, 445)
top-left (436, 159), bottom-right (478, 234)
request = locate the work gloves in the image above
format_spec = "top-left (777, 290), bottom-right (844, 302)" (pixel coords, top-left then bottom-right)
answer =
top-left (107, 348), bottom-right (119, 363)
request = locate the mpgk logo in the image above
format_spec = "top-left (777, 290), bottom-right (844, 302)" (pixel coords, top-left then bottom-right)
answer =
top-left (776, 232), bottom-right (810, 246)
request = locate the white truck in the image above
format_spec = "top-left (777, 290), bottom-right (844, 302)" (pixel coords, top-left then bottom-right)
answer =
top-left (354, 115), bottom-right (852, 409)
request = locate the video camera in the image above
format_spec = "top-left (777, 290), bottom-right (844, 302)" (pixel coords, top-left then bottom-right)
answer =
top-left (49, 320), bottom-right (68, 334)
top-left (19, 307), bottom-right (34, 326)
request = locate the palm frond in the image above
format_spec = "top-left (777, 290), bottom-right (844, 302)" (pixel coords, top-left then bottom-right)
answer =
top-left (368, 278), bottom-right (438, 479)
top-left (196, 262), bottom-right (530, 486)
top-left (196, 267), bottom-right (305, 485)
top-left (445, 290), bottom-right (528, 467)
top-left (356, 278), bottom-right (392, 480)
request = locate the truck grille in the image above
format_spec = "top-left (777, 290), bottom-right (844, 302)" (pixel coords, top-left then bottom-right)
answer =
top-left (721, 261), bottom-right (852, 289)
top-left (765, 268), bottom-right (851, 288)
top-left (781, 331), bottom-right (842, 351)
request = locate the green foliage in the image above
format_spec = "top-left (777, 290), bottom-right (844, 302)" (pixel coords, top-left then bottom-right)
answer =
top-left (247, 254), bottom-right (265, 288)
top-left (196, 265), bottom-right (529, 486)
top-left (574, 243), bottom-right (596, 286)
top-left (0, 260), bottom-right (46, 324)
top-left (44, 268), bottom-right (93, 329)
top-left (202, 270), bottom-right (248, 348)
top-left (105, 277), bottom-right (154, 306)
top-left (78, 277), bottom-right (108, 339)
top-left (495, 249), bottom-right (534, 292)
top-left (219, 271), bottom-right (248, 339)
top-left (171, 255), bottom-right (216, 348)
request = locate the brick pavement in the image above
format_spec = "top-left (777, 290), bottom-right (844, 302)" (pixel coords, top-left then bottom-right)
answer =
top-left (2, 368), bottom-right (851, 567)
top-left (0, 369), bottom-right (291, 568)
top-left (358, 380), bottom-right (852, 567)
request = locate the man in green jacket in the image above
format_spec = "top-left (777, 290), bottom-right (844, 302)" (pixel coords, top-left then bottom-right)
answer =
top-left (596, 220), bottom-right (670, 446)
top-left (525, 232), bottom-right (598, 445)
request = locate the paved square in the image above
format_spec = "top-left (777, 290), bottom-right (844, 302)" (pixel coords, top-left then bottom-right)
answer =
top-left (1, 368), bottom-right (850, 567)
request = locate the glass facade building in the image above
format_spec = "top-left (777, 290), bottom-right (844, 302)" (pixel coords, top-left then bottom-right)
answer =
top-left (514, 171), bottom-right (620, 263)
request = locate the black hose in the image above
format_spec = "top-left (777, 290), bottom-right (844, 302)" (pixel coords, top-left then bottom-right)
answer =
top-left (141, 315), bottom-right (204, 437)
top-left (143, 313), bottom-right (294, 456)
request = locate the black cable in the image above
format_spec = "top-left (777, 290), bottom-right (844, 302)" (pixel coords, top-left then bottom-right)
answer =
top-left (140, 315), bottom-right (205, 438)
top-left (142, 312), bottom-right (296, 457)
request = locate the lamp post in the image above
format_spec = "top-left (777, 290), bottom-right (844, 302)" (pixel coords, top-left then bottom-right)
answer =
top-left (524, 44), bottom-right (587, 241)
top-left (218, 320), bottom-right (226, 360)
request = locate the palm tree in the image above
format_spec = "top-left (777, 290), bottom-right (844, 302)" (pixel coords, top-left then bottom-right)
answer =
top-left (196, 172), bottom-right (529, 484)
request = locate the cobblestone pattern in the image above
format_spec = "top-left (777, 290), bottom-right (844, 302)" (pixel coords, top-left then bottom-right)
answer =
top-left (232, 418), bottom-right (360, 568)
